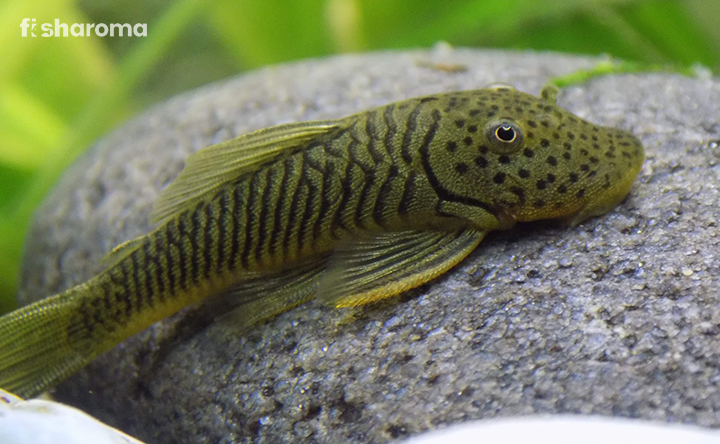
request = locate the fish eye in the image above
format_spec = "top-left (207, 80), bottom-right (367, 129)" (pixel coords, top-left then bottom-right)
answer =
top-left (495, 125), bottom-right (517, 142)
top-left (485, 120), bottom-right (524, 153)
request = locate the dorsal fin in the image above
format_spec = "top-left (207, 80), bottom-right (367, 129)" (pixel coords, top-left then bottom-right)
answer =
top-left (150, 119), bottom-right (341, 225)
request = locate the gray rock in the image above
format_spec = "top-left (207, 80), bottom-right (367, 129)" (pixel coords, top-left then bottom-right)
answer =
top-left (19, 47), bottom-right (720, 444)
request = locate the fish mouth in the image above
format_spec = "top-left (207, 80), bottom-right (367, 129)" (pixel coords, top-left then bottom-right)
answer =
top-left (560, 176), bottom-right (635, 227)
top-left (561, 136), bottom-right (645, 227)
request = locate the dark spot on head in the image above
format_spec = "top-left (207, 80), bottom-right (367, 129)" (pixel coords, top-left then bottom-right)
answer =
top-left (536, 179), bottom-right (547, 190)
top-left (541, 120), bottom-right (550, 127)
top-left (547, 156), bottom-right (557, 166)
top-left (534, 199), bottom-right (546, 208)
top-left (580, 148), bottom-right (589, 156)
top-left (478, 145), bottom-right (488, 154)
top-left (592, 143), bottom-right (601, 150)
top-left (576, 189), bottom-right (586, 198)
top-left (446, 141), bottom-right (458, 152)
top-left (580, 134), bottom-right (588, 140)
top-left (498, 155), bottom-right (511, 164)
top-left (589, 156), bottom-right (599, 164)
top-left (527, 120), bottom-right (537, 128)
top-left (491, 105), bottom-right (499, 111)
top-left (564, 142), bottom-right (572, 150)
top-left (622, 151), bottom-right (632, 158)
top-left (587, 170), bottom-right (596, 178)
top-left (563, 152), bottom-right (571, 160)
top-left (546, 173), bottom-right (556, 183)
top-left (605, 152), bottom-right (616, 159)
top-left (557, 184), bottom-right (567, 194)
top-left (592, 127), bottom-right (599, 132)
top-left (389, 165), bottom-right (399, 178)
top-left (487, 111), bottom-right (496, 117)
top-left (620, 141), bottom-right (631, 147)
top-left (493, 172), bottom-right (506, 184)
top-left (455, 163), bottom-right (468, 175)
top-left (541, 139), bottom-right (550, 148)
top-left (569, 173), bottom-right (579, 183)
top-left (455, 119), bottom-right (466, 128)
top-left (475, 156), bottom-right (488, 168)
top-left (527, 131), bottom-right (535, 139)
top-left (580, 164), bottom-right (590, 172)
top-left (468, 124), bottom-right (478, 133)
top-left (523, 148), bottom-right (534, 158)
top-left (609, 145), bottom-right (616, 152)
top-left (591, 135), bottom-right (598, 141)
top-left (518, 168), bottom-right (530, 178)
top-left (464, 136), bottom-right (473, 146)
top-left (567, 132), bottom-right (575, 140)
top-left (553, 132), bottom-right (560, 140)
top-left (510, 186), bottom-right (525, 202)
top-left (469, 109), bottom-right (481, 116)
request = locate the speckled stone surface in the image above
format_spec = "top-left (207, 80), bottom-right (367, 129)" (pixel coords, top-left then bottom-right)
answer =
top-left (19, 48), bottom-right (720, 444)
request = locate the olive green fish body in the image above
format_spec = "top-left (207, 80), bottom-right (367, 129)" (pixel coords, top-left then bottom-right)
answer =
top-left (0, 84), bottom-right (644, 397)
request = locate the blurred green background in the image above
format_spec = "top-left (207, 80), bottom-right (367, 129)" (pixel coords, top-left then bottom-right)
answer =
top-left (0, 0), bottom-right (718, 314)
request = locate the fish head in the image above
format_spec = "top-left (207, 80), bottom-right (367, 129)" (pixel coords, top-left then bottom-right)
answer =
top-left (426, 84), bottom-right (644, 229)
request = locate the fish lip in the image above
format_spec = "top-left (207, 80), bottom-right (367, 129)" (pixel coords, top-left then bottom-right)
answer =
top-left (562, 140), bottom-right (644, 227)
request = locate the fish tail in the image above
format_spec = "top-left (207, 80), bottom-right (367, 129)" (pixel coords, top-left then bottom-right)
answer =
top-left (0, 287), bottom-right (94, 398)
top-left (0, 222), bottom-right (233, 398)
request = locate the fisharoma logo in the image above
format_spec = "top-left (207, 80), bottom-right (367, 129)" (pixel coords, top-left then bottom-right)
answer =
top-left (20, 18), bottom-right (147, 37)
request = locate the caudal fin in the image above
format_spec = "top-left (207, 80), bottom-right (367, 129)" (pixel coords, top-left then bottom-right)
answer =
top-left (0, 289), bottom-right (95, 398)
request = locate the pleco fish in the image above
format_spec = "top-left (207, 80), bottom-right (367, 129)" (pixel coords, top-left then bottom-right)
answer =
top-left (0, 84), bottom-right (644, 398)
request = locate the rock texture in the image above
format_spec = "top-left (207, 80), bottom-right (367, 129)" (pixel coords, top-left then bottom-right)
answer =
top-left (19, 48), bottom-right (720, 444)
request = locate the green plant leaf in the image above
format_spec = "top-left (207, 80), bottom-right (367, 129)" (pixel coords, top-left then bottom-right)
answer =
top-left (207, 0), bottom-right (333, 67)
top-left (0, 0), bottom-right (207, 313)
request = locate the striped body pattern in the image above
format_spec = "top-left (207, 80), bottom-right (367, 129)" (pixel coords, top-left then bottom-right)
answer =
top-left (0, 84), bottom-right (644, 398)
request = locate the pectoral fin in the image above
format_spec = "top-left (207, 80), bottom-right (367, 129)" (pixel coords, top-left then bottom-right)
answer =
top-left (214, 259), bottom-right (326, 330)
top-left (151, 120), bottom-right (341, 225)
top-left (319, 229), bottom-right (485, 308)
